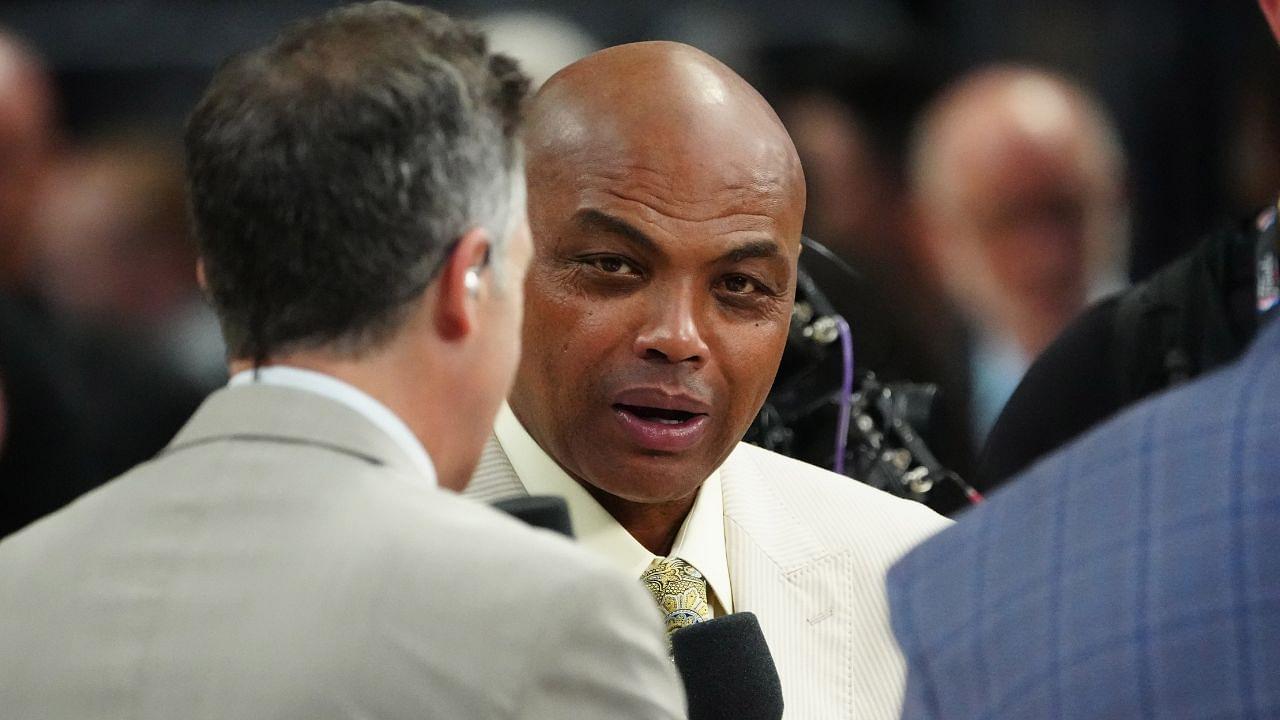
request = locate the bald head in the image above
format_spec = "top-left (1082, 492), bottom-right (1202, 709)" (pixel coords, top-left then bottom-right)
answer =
top-left (910, 66), bottom-right (1128, 355)
top-left (912, 67), bottom-right (1123, 213)
top-left (525, 41), bottom-right (805, 243)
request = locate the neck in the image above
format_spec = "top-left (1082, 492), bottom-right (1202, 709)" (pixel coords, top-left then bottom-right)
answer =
top-left (229, 343), bottom-right (463, 487)
top-left (579, 481), bottom-right (698, 556)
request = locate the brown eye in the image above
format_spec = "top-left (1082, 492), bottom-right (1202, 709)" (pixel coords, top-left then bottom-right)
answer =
top-left (590, 256), bottom-right (634, 274)
top-left (722, 275), bottom-right (758, 294)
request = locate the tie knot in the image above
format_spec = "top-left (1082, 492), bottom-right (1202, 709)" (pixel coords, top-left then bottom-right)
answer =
top-left (641, 556), bottom-right (712, 638)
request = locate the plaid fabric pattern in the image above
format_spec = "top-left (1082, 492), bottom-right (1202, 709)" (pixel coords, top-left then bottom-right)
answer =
top-left (888, 318), bottom-right (1280, 720)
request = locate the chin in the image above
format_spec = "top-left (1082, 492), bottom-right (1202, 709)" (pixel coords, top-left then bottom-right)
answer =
top-left (585, 456), bottom-right (709, 505)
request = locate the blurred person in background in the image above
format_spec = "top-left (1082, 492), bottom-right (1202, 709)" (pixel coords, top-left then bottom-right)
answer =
top-left (0, 30), bottom-right (56, 297)
top-left (978, 25), bottom-right (1280, 489)
top-left (0, 4), bottom-right (686, 718)
top-left (769, 76), bottom-right (979, 498)
top-left (0, 29), bottom-right (99, 535)
top-left (979, 186), bottom-right (1278, 490)
top-left (32, 133), bottom-right (225, 390)
top-left (909, 66), bottom-right (1130, 447)
top-left (0, 33), bottom-right (207, 537)
top-left (782, 91), bottom-right (899, 263)
top-left (887, 5), bottom-right (1280, 717)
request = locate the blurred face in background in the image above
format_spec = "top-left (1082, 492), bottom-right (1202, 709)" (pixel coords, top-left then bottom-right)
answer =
top-left (947, 120), bottom-right (1111, 330)
top-left (33, 141), bottom-right (193, 329)
top-left (914, 69), bottom-right (1128, 356)
top-left (780, 91), bottom-right (894, 261)
top-left (0, 36), bottom-right (56, 290)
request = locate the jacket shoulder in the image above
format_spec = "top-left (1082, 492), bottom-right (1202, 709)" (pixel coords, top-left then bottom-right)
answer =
top-left (726, 443), bottom-right (950, 555)
top-left (887, 316), bottom-right (1280, 720)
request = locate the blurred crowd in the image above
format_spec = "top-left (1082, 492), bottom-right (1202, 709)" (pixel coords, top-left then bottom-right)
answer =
top-left (2, 0), bottom-right (1279, 533)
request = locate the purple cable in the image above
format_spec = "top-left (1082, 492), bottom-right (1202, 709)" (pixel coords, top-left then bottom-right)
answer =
top-left (832, 315), bottom-right (855, 476)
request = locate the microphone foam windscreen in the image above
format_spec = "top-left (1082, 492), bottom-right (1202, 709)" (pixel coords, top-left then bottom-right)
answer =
top-left (671, 611), bottom-right (784, 720)
top-left (491, 495), bottom-right (575, 538)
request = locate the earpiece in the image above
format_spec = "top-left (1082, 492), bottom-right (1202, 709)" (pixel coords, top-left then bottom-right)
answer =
top-left (464, 267), bottom-right (481, 296)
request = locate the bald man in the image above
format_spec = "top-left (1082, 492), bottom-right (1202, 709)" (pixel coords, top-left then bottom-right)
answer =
top-left (909, 67), bottom-right (1129, 444)
top-left (888, 6), bottom-right (1280, 719)
top-left (465, 41), bottom-right (949, 719)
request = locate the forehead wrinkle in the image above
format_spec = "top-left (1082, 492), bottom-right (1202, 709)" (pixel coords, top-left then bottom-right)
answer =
top-left (591, 186), bottom-right (784, 238)
top-left (567, 156), bottom-right (791, 225)
top-left (525, 43), bottom-right (806, 254)
top-left (577, 202), bottom-right (788, 271)
top-left (720, 239), bottom-right (782, 264)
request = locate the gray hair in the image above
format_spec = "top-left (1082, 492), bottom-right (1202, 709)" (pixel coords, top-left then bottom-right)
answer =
top-left (185, 1), bottom-right (530, 361)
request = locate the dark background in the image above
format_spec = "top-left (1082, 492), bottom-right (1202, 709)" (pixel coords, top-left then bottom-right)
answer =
top-left (4, 0), bottom-right (1277, 278)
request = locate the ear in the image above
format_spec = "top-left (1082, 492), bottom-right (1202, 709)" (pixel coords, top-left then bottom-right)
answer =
top-left (196, 258), bottom-right (208, 292)
top-left (435, 227), bottom-right (492, 342)
top-left (1262, 0), bottom-right (1280, 44)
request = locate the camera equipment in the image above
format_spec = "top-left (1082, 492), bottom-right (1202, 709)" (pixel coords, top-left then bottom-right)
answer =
top-left (746, 237), bottom-right (981, 507)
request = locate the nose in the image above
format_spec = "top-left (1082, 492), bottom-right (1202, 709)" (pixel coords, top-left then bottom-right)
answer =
top-left (632, 286), bottom-right (709, 366)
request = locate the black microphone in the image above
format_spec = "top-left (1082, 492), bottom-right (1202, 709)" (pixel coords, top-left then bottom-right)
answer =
top-left (671, 611), bottom-right (783, 720)
top-left (492, 495), bottom-right (575, 538)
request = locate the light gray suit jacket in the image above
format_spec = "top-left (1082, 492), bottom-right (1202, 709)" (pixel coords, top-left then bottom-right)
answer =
top-left (467, 436), bottom-right (950, 720)
top-left (0, 384), bottom-right (685, 720)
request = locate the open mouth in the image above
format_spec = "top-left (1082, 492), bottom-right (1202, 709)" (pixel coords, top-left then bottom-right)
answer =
top-left (614, 404), bottom-right (703, 425)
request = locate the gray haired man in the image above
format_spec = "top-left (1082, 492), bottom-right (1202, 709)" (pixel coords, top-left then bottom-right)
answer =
top-left (0, 4), bottom-right (685, 718)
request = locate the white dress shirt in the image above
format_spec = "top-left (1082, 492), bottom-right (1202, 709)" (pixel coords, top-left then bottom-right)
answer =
top-left (493, 402), bottom-right (733, 614)
top-left (229, 365), bottom-right (437, 487)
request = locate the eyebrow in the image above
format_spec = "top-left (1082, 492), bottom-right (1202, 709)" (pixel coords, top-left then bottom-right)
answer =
top-left (575, 209), bottom-right (658, 252)
top-left (722, 239), bottom-right (781, 264)
top-left (574, 208), bottom-right (782, 264)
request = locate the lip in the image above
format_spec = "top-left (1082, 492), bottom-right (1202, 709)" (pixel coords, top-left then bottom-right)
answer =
top-left (611, 387), bottom-right (712, 415)
top-left (610, 386), bottom-right (712, 453)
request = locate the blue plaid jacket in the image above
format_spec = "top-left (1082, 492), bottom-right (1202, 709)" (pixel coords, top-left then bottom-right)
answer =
top-left (888, 317), bottom-right (1280, 719)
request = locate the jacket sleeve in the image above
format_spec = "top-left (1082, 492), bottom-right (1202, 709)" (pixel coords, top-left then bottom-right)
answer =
top-left (888, 556), bottom-right (941, 720)
top-left (516, 562), bottom-right (687, 720)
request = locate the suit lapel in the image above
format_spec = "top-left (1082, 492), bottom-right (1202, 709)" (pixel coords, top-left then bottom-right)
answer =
top-left (467, 437), bottom-right (863, 714)
top-left (721, 445), bottom-right (855, 718)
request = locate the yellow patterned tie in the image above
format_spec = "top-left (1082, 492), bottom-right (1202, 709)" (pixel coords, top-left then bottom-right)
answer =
top-left (640, 556), bottom-right (713, 639)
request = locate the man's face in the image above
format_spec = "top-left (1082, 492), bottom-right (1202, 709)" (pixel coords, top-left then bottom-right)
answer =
top-left (510, 147), bottom-right (801, 505)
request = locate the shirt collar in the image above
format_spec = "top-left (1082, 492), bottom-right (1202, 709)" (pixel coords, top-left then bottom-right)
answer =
top-left (493, 403), bottom-right (732, 612)
top-left (229, 366), bottom-right (437, 487)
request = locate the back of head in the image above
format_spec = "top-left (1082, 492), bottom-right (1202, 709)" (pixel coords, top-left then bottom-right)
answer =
top-left (185, 1), bottom-right (529, 363)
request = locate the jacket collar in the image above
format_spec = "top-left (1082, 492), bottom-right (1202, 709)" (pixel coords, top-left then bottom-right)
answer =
top-left (164, 384), bottom-right (429, 483)
top-left (718, 445), bottom-right (831, 576)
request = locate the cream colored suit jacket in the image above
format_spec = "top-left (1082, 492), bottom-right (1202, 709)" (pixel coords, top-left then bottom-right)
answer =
top-left (0, 385), bottom-right (685, 720)
top-left (467, 436), bottom-right (950, 720)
